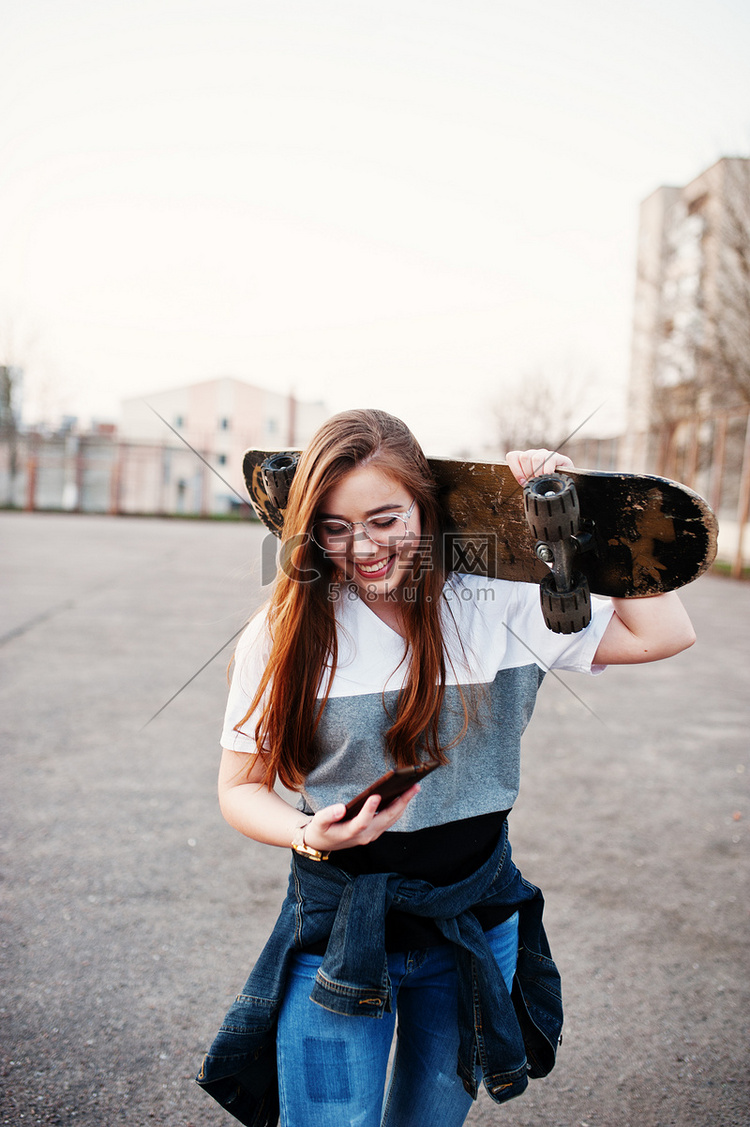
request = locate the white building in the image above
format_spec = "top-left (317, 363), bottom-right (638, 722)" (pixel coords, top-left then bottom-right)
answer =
top-left (119, 377), bottom-right (328, 514)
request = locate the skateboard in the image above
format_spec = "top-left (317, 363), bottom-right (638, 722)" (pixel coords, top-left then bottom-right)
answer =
top-left (242, 450), bottom-right (718, 633)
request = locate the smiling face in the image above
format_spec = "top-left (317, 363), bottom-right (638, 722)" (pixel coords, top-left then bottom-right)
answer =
top-left (316, 462), bottom-right (422, 602)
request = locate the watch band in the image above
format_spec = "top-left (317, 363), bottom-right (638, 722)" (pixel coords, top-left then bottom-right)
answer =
top-left (291, 822), bottom-right (330, 862)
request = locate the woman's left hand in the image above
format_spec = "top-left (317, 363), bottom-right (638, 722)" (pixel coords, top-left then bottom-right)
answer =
top-left (505, 448), bottom-right (574, 487)
top-left (302, 784), bottom-right (422, 854)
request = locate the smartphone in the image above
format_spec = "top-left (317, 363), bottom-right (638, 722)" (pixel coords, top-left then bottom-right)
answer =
top-left (341, 763), bottom-right (440, 821)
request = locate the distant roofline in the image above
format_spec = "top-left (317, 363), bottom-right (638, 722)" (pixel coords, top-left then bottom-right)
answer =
top-left (641, 155), bottom-right (750, 204)
top-left (121, 375), bottom-right (326, 407)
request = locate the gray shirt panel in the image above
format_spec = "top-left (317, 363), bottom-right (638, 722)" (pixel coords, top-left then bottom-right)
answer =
top-left (300, 663), bottom-right (545, 831)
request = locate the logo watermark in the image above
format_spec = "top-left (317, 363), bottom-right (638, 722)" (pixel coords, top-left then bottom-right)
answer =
top-left (260, 530), bottom-right (498, 602)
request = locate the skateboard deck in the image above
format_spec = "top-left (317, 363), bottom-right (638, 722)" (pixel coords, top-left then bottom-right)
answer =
top-left (242, 450), bottom-right (718, 600)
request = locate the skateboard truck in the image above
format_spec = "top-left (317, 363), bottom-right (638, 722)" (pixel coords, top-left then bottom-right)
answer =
top-left (523, 473), bottom-right (594, 634)
top-left (261, 451), bottom-right (300, 510)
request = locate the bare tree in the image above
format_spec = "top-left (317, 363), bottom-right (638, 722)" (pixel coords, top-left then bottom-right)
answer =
top-left (489, 369), bottom-right (602, 458)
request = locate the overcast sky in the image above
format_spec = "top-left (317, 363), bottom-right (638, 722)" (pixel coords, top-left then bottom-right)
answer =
top-left (1, 0), bottom-right (749, 454)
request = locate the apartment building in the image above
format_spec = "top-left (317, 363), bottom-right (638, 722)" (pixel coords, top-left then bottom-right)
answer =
top-left (626, 157), bottom-right (750, 472)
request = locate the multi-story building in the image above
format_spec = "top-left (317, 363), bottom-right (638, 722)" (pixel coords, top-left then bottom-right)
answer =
top-left (119, 377), bottom-right (328, 514)
top-left (626, 157), bottom-right (750, 475)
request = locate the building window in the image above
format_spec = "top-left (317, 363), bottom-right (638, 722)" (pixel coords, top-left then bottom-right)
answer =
top-left (217, 453), bottom-right (228, 466)
top-left (219, 417), bottom-right (230, 430)
top-left (175, 415), bottom-right (185, 429)
top-left (687, 193), bottom-right (708, 216)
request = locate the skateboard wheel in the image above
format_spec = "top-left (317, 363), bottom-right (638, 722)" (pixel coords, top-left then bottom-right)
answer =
top-left (539, 573), bottom-right (591, 634)
top-left (261, 452), bottom-right (300, 510)
top-left (523, 473), bottom-right (580, 542)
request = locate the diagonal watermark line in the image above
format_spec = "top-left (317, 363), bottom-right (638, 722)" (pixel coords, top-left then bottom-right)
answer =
top-left (503, 621), bottom-right (608, 728)
top-left (140, 625), bottom-right (245, 731)
top-left (546, 402), bottom-right (605, 472)
top-left (145, 403), bottom-right (249, 507)
top-left (139, 406), bottom-right (254, 726)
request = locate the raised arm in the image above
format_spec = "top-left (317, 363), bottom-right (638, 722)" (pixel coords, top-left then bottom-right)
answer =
top-left (505, 448), bottom-right (696, 666)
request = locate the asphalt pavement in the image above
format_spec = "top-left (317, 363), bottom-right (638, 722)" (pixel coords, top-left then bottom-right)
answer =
top-left (1, 512), bottom-right (748, 1127)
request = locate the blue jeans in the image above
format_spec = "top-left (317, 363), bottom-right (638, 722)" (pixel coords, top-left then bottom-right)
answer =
top-left (277, 912), bottom-right (519, 1127)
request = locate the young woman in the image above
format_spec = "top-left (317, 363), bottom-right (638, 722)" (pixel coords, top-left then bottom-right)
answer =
top-left (197, 409), bottom-right (695, 1127)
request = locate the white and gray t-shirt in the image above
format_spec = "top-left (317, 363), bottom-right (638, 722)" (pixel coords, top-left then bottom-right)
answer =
top-left (222, 573), bottom-right (613, 830)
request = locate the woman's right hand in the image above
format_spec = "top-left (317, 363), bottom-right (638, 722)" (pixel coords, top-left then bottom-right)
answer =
top-left (302, 785), bottom-right (421, 853)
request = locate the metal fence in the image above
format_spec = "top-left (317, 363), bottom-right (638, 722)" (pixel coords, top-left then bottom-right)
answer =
top-left (0, 433), bottom-right (253, 519)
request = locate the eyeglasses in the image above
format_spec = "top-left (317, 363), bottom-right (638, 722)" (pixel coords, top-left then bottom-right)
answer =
top-left (311, 499), bottom-right (417, 551)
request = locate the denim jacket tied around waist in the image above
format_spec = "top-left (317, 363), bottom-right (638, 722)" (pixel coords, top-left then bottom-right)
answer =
top-left (196, 820), bottom-right (563, 1127)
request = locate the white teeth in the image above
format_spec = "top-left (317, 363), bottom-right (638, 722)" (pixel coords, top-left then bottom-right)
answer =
top-left (357, 558), bottom-right (390, 574)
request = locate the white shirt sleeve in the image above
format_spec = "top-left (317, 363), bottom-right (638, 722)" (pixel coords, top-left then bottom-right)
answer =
top-left (219, 610), bottom-right (272, 754)
top-left (504, 581), bottom-right (615, 675)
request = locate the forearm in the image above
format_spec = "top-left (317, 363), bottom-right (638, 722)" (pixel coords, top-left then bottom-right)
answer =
top-left (219, 776), bottom-right (307, 848)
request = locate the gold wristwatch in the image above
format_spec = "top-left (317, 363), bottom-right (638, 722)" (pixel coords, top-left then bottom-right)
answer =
top-left (291, 822), bottom-right (330, 862)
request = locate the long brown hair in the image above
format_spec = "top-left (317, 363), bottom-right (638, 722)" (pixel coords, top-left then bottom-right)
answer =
top-left (239, 408), bottom-right (467, 790)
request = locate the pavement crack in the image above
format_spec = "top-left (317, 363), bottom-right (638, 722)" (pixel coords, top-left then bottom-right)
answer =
top-left (0, 599), bottom-right (78, 647)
